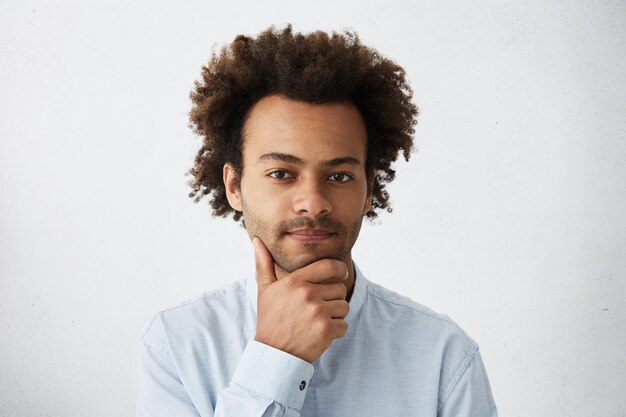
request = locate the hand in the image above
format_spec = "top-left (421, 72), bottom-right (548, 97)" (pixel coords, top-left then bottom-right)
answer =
top-left (252, 237), bottom-right (350, 363)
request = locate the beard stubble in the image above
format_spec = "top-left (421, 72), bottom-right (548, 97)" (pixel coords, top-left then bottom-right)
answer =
top-left (241, 198), bottom-right (364, 273)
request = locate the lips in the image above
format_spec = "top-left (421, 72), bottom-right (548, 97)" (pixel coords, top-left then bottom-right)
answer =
top-left (286, 228), bottom-right (336, 241)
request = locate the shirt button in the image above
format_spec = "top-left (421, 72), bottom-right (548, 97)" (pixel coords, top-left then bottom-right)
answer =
top-left (299, 380), bottom-right (306, 391)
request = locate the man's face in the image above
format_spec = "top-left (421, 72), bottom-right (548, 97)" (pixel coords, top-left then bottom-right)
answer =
top-left (224, 94), bottom-right (372, 274)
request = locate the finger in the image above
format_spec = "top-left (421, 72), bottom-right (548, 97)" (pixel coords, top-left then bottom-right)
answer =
top-left (253, 237), bottom-right (277, 289)
top-left (324, 299), bottom-right (350, 319)
top-left (314, 282), bottom-right (348, 301)
top-left (330, 318), bottom-right (348, 339)
top-left (293, 259), bottom-right (349, 284)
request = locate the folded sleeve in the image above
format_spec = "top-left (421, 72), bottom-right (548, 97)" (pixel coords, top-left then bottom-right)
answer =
top-left (438, 349), bottom-right (498, 417)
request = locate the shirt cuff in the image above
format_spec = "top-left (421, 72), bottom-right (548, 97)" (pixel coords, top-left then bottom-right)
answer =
top-left (231, 340), bottom-right (315, 410)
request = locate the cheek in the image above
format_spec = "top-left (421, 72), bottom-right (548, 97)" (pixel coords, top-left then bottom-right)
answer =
top-left (243, 175), bottom-right (291, 207)
top-left (331, 187), bottom-right (369, 215)
top-left (241, 183), bottom-right (288, 225)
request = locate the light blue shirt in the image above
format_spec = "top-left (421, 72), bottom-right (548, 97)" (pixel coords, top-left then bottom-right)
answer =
top-left (136, 265), bottom-right (498, 416)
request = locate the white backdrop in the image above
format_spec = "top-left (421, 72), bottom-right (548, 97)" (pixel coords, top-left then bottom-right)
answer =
top-left (1, 1), bottom-right (625, 416)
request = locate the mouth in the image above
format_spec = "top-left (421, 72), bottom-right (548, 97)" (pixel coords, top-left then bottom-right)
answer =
top-left (286, 228), bottom-right (336, 242)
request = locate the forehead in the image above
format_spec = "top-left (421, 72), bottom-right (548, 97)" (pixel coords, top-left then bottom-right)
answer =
top-left (241, 95), bottom-right (367, 161)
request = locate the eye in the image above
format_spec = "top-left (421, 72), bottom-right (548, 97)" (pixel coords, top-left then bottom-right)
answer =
top-left (268, 170), bottom-right (294, 180)
top-left (328, 172), bottom-right (353, 182)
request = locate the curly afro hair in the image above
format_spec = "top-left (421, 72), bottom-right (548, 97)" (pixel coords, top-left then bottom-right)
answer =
top-left (188, 25), bottom-right (418, 221)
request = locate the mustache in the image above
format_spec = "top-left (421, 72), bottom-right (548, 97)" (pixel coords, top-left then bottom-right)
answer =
top-left (275, 217), bottom-right (347, 236)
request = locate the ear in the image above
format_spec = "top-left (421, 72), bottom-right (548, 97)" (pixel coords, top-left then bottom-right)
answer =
top-left (363, 171), bottom-right (375, 214)
top-left (223, 163), bottom-right (243, 212)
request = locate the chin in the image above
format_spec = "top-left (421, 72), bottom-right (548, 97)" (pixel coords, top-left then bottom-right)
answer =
top-left (275, 249), bottom-right (347, 273)
top-left (275, 254), bottom-right (321, 273)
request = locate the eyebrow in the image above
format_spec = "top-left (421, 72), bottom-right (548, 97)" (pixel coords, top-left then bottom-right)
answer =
top-left (320, 157), bottom-right (361, 167)
top-left (258, 152), bottom-right (361, 167)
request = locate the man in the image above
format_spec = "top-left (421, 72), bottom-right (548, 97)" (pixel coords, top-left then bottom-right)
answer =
top-left (136, 25), bottom-right (498, 416)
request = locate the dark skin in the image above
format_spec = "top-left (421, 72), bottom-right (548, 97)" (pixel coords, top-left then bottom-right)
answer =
top-left (224, 95), bottom-right (372, 363)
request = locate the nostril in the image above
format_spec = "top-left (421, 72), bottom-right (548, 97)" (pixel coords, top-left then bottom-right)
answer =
top-left (294, 196), bottom-right (332, 216)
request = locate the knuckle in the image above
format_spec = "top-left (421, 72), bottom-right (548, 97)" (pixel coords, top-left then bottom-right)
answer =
top-left (297, 285), bottom-right (313, 302)
top-left (340, 300), bottom-right (350, 316)
top-left (334, 283), bottom-right (348, 298)
top-left (310, 303), bottom-right (324, 317)
top-left (316, 318), bottom-right (332, 335)
top-left (326, 283), bottom-right (346, 300)
top-left (337, 320), bottom-right (348, 337)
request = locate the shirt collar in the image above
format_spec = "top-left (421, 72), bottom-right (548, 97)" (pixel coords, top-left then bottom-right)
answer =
top-left (246, 262), bottom-right (367, 325)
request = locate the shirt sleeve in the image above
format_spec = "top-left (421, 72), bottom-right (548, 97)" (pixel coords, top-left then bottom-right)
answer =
top-left (438, 349), bottom-right (499, 417)
top-left (136, 340), bottom-right (202, 417)
top-left (136, 321), bottom-right (315, 417)
top-left (216, 340), bottom-right (315, 417)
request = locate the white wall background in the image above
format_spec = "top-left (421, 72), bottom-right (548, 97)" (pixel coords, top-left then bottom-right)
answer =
top-left (1, 1), bottom-right (625, 416)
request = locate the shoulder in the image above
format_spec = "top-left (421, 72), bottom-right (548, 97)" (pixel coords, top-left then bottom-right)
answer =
top-left (364, 277), bottom-right (483, 399)
top-left (365, 280), bottom-right (454, 321)
top-left (364, 277), bottom-right (479, 353)
top-left (363, 277), bottom-right (483, 405)
top-left (138, 278), bottom-right (249, 347)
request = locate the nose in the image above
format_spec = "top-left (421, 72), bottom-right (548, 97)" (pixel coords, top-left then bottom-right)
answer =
top-left (293, 178), bottom-right (332, 217)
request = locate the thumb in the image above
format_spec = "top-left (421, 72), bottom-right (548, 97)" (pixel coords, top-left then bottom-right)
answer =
top-left (253, 237), bottom-right (277, 289)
